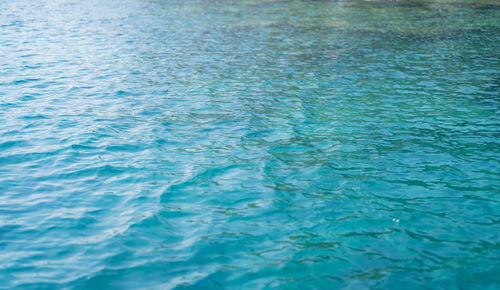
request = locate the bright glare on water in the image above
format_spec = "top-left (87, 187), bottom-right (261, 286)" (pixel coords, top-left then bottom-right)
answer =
top-left (0, 0), bottom-right (499, 288)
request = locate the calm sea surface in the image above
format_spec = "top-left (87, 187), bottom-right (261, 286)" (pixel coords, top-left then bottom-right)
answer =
top-left (1, 0), bottom-right (499, 288)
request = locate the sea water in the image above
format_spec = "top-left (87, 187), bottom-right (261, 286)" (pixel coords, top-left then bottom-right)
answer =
top-left (0, 0), bottom-right (499, 288)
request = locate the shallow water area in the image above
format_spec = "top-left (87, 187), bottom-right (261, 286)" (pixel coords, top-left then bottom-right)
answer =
top-left (0, 0), bottom-right (499, 288)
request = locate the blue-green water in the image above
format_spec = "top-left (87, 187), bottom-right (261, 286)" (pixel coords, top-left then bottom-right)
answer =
top-left (1, 0), bottom-right (499, 288)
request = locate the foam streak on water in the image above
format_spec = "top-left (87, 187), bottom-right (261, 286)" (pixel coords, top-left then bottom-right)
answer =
top-left (1, 0), bottom-right (499, 288)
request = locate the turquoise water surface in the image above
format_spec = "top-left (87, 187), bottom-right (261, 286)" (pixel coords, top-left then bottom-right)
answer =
top-left (1, 0), bottom-right (499, 288)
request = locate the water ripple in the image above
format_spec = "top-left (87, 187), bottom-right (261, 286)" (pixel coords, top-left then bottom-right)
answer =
top-left (1, 0), bottom-right (499, 288)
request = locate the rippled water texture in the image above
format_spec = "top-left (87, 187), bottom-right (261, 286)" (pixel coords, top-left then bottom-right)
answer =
top-left (1, 0), bottom-right (499, 288)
